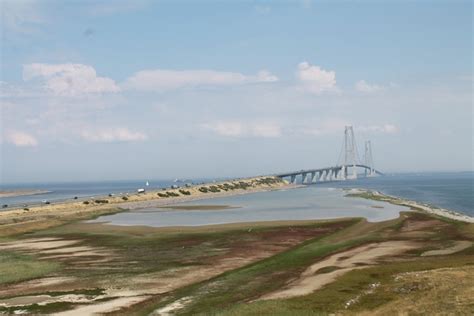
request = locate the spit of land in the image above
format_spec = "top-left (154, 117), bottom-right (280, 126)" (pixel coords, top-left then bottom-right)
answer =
top-left (0, 176), bottom-right (472, 315)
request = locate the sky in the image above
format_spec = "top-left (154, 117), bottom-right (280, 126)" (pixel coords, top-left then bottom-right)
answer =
top-left (0, 0), bottom-right (472, 183)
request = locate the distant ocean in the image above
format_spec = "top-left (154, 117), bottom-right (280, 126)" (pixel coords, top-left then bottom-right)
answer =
top-left (0, 179), bottom-right (181, 208)
top-left (317, 172), bottom-right (474, 217)
top-left (1, 172), bottom-right (473, 217)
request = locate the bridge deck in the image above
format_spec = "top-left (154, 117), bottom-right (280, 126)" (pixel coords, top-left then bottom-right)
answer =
top-left (275, 164), bottom-right (383, 178)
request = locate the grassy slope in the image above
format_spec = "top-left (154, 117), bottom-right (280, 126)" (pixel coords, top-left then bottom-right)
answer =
top-left (132, 212), bottom-right (474, 316)
top-left (0, 251), bottom-right (61, 284)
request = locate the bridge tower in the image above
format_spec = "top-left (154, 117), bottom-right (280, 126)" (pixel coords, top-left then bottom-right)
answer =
top-left (364, 140), bottom-right (375, 177)
top-left (343, 126), bottom-right (358, 179)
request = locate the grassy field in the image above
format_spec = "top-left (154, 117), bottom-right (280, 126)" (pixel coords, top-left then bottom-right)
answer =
top-left (120, 212), bottom-right (473, 316)
top-left (0, 251), bottom-right (61, 285)
top-left (0, 202), bottom-right (472, 315)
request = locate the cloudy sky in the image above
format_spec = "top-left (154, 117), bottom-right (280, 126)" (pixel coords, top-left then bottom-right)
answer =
top-left (1, 0), bottom-right (472, 183)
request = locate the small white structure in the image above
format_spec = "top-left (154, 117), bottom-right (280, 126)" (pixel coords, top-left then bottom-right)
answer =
top-left (137, 188), bottom-right (146, 194)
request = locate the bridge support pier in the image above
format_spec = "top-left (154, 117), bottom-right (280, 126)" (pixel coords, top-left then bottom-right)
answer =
top-left (302, 173), bottom-right (308, 184)
top-left (290, 175), bottom-right (296, 184)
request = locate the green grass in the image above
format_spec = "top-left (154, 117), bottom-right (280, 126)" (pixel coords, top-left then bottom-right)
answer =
top-left (216, 254), bottom-right (474, 316)
top-left (0, 250), bottom-right (61, 284)
top-left (0, 302), bottom-right (75, 314)
top-left (135, 219), bottom-right (370, 315)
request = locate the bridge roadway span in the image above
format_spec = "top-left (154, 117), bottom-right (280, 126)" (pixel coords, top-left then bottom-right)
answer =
top-left (275, 164), bottom-right (383, 184)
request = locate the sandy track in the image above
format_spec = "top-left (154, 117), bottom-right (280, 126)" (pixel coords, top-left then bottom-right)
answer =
top-left (421, 240), bottom-right (472, 256)
top-left (260, 241), bottom-right (419, 300)
top-left (53, 296), bottom-right (152, 316)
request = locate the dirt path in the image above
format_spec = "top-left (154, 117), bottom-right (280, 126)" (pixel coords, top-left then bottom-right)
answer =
top-left (421, 240), bottom-right (472, 256)
top-left (260, 241), bottom-right (419, 300)
top-left (53, 296), bottom-right (151, 316)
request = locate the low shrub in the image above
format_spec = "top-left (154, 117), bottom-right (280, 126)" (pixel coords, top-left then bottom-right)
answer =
top-left (209, 186), bottom-right (221, 193)
top-left (83, 201), bottom-right (90, 205)
top-left (94, 199), bottom-right (109, 204)
top-left (179, 189), bottom-right (191, 195)
top-left (122, 196), bottom-right (129, 201)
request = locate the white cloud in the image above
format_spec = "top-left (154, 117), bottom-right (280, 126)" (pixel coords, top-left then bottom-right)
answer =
top-left (0, 81), bottom-right (27, 98)
top-left (124, 68), bottom-right (278, 92)
top-left (355, 80), bottom-right (385, 93)
top-left (23, 63), bottom-right (120, 96)
top-left (296, 61), bottom-right (339, 94)
top-left (80, 128), bottom-right (147, 143)
top-left (201, 121), bottom-right (281, 138)
top-left (302, 118), bottom-right (349, 136)
top-left (5, 130), bottom-right (38, 147)
top-left (300, 119), bottom-right (399, 136)
top-left (358, 124), bottom-right (399, 134)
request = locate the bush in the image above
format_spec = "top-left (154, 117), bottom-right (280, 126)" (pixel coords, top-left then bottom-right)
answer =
top-left (83, 201), bottom-right (90, 205)
top-left (94, 199), bottom-right (109, 204)
top-left (179, 189), bottom-right (191, 195)
top-left (158, 193), bottom-right (168, 198)
top-left (166, 192), bottom-right (180, 197)
top-left (122, 196), bottom-right (129, 200)
top-left (23, 208), bottom-right (29, 211)
top-left (209, 185), bottom-right (221, 193)
top-left (199, 187), bottom-right (209, 193)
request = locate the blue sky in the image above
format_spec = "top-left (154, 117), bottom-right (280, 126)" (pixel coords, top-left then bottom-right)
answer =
top-left (1, 0), bottom-right (472, 183)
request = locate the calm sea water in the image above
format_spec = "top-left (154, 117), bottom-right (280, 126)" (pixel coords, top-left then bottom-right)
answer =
top-left (0, 180), bottom-right (180, 208)
top-left (1, 172), bottom-right (472, 221)
top-left (87, 187), bottom-right (409, 227)
top-left (316, 172), bottom-right (473, 217)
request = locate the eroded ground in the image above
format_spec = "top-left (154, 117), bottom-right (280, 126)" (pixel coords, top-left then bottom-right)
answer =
top-left (0, 209), bottom-right (473, 315)
top-left (0, 218), bottom-right (354, 314)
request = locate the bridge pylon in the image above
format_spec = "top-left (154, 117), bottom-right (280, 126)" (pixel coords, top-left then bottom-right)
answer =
top-left (364, 140), bottom-right (375, 177)
top-left (343, 126), bottom-right (358, 180)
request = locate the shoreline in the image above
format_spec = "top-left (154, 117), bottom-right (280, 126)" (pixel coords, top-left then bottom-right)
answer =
top-left (0, 190), bottom-right (51, 198)
top-left (345, 188), bottom-right (474, 224)
top-left (1, 178), bottom-right (471, 238)
top-left (0, 176), bottom-right (297, 236)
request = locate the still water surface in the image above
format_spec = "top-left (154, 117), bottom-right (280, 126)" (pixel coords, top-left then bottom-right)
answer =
top-left (87, 187), bottom-right (409, 227)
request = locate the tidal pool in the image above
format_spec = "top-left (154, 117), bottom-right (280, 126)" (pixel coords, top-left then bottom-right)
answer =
top-left (87, 187), bottom-right (409, 227)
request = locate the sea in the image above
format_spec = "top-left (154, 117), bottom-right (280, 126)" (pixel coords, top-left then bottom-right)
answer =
top-left (0, 179), bottom-right (180, 208)
top-left (315, 172), bottom-right (473, 217)
top-left (1, 172), bottom-right (473, 226)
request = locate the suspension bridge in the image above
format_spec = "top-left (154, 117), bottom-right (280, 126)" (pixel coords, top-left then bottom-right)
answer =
top-left (276, 126), bottom-right (383, 184)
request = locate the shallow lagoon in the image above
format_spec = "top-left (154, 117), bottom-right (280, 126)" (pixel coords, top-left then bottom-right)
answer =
top-left (87, 187), bottom-right (409, 227)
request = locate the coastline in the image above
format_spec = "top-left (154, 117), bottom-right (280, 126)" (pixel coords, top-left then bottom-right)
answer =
top-left (345, 188), bottom-right (474, 224)
top-left (1, 176), bottom-right (471, 237)
top-left (0, 190), bottom-right (50, 198)
top-left (0, 182), bottom-right (473, 315)
top-left (0, 176), bottom-right (297, 236)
